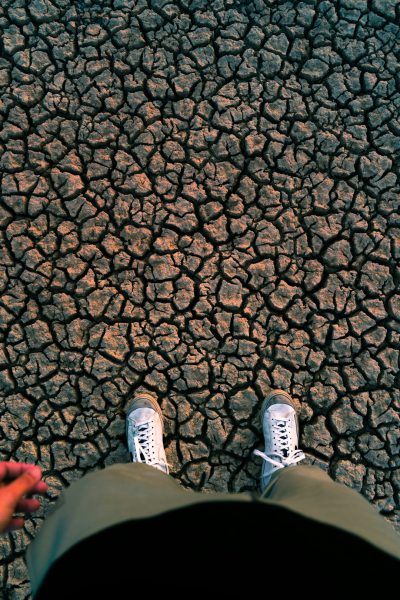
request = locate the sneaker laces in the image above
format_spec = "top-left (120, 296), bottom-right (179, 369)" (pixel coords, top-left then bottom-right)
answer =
top-left (131, 419), bottom-right (171, 473)
top-left (253, 415), bottom-right (305, 474)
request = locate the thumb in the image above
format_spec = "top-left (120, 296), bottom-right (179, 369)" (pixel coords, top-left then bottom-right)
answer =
top-left (4, 467), bottom-right (42, 506)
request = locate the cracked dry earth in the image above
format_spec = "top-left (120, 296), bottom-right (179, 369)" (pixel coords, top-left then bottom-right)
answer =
top-left (0, 0), bottom-right (399, 595)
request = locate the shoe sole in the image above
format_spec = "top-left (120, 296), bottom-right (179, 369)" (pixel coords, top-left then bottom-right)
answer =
top-left (125, 392), bottom-right (165, 433)
top-left (260, 389), bottom-right (300, 437)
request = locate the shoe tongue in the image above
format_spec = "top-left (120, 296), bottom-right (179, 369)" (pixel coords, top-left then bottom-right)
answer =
top-left (271, 405), bottom-right (293, 458)
top-left (271, 404), bottom-right (293, 420)
top-left (132, 407), bottom-right (155, 425)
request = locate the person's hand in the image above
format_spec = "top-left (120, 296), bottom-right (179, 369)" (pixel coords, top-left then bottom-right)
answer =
top-left (0, 462), bottom-right (48, 534)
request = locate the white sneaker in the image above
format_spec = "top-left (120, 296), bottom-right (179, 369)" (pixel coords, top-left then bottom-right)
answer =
top-left (253, 389), bottom-right (305, 491)
top-left (125, 393), bottom-right (170, 475)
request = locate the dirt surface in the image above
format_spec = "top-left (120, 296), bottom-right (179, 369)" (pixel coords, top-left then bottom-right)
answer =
top-left (0, 0), bottom-right (399, 596)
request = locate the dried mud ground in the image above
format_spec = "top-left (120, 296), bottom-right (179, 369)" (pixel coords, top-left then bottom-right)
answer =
top-left (0, 0), bottom-right (400, 596)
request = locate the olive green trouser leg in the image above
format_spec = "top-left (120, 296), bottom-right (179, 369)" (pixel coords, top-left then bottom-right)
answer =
top-left (258, 464), bottom-right (400, 560)
top-left (26, 463), bottom-right (253, 598)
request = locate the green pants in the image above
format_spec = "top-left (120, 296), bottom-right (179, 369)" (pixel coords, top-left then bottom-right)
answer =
top-left (26, 463), bottom-right (400, 597)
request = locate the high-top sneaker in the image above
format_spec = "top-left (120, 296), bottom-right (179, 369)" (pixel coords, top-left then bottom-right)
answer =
top-left (125, 393), bottom-right (170, 475)
top-left (254, 389), bottom-right (306, 492)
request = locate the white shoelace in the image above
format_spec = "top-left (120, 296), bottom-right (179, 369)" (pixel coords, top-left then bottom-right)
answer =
top-left (131, 420), bottom-right (170, 472)
top-left (253, 415), bottom-right (305, 474)
top-left (133, 421), bottom-right (156, 464)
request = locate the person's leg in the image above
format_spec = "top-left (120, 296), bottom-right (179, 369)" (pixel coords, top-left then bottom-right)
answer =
top-left (26, 462), bottom-right (192, 597)
top-left (26, 394), bottom-right (252, 598)
top-left (253, 389), bottom-right (400, 561)
top-left (26, 393), bottom-right (183, 596)
top-left (259, 463), bottom-right (400, 559)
